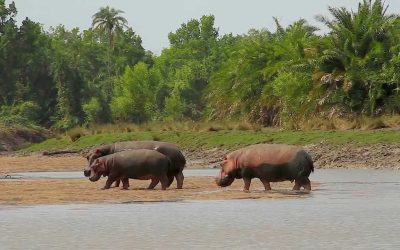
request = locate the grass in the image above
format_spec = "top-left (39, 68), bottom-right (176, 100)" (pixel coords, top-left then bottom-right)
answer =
top-left (21, 128), bottom-right (400, 153)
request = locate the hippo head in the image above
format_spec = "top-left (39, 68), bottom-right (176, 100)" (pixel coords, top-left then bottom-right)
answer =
top-left (83, 149), bottom-right (103, 177)
top-left (83, 165), bottom-right (91, 177)
top-left (87, 149), bottom-right (103, 165)
top-left (88, 159), bottom-right (106, 182)
top-left (215, 156), bottom-right (237, 187)
top-left (216, 174), bottom-right (235, 187)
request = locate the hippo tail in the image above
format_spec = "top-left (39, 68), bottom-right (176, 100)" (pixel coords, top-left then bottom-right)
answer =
top-left (297, 151), bottom-right (314, 178)
top-left (172, 150), bottom-right (186, 172)
top-left (307, 152), bottom-right (314, 172)
top-left (167, 158), bottom-right (173, 173)
top-left (310, 159), bottom-right (314, 173)
top-left (179, 150), bottom-right (186, 170)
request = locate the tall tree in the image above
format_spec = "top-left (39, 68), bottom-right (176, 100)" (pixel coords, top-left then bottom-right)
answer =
top-left (0, 0), bottom-right (17, 105)
top-left (154, 15), bottom-right (219, 120)
top-left (92, 6), bottom-right (128, 102)
top-left (92, 6), bottom-right (128, 49)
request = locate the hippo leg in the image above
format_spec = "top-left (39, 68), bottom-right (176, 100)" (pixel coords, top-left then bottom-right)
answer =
top-left (292, 180), bottom-right (301, 190)
top-left (260, 179), bottom-right (271, 191)
top-left (243, 178), bottom-right (251, 192)
top-left (114, 179), bottom-right (121, 187)
top-left (103, 176), bottom-right (117, 190)
top-left (147, 178), bottom-right (159, 189)
top-left (159, 174), bottom-right (169, 190)
top-left (175, 172), bottom-right (184, 189)
top-left (167, 174), bottom-right (174, 188)
top-left (302, 178), bottom-right (312, 191)
top-left (121, 178), bottom-right (129, 190)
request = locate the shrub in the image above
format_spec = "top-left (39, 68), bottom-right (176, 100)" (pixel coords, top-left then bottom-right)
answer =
top-left (67, 127), bottom-right (87, 142)
top-left (82, 97), bottom-right (103, 124)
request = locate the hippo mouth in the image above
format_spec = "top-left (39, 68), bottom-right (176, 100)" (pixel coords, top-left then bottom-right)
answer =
top-left (216, 175), bottom-right (235, 187)
top-left (89, 170), bottom-right (101, 182)
top-left (83, 169), bottom-right (90, 177)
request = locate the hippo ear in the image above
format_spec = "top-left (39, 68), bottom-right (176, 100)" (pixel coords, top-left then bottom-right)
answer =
top-left (95, 149), bottom-right (101, 155)
top-left (99, 161), bottom-right (106, 173)
top-left (91, 159), bottom-right (102, 171)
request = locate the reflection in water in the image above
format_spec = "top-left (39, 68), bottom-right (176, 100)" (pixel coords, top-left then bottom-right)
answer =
top-left (1, 169), bottom-right (400, 249)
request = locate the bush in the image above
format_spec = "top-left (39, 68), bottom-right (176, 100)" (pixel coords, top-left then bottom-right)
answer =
top-left (67, 127), bottom-right (87, 142)
top-left (82, 97), bottom-right (103, 124)
top-left (111, 95), bottom-right (133, 122)
top-left (0, 102), bottom-right (40, 128)
top-left (54, 115), bottom-right (81, 131)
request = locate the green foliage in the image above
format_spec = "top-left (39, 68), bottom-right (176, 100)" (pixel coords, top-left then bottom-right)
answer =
top-left (316, 0), bottom-right (400, 115)
top-left (111, 62), bottom-right (155, 123)
top-left (92, 6), bottom-right (128, 48)
top-left (82, 97), bottom-right (103, 124)
top-left (153, 15), bottom-right (220, 120)
top-left (0, 101), bottom-right (40, 127)
top-left (2, 1), bottom-right (400, 132)
top-left (206, 19), bottom-right (320, 125)
top-left (264, 72), bottom-right (314, 128)
top-left (21, 129), bottom-right (400, 153)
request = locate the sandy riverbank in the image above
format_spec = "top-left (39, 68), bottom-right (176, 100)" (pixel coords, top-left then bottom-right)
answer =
top-left (0, 177), bottom-right (311, 205)
top-left (0, 142), bottom-right (397, 205)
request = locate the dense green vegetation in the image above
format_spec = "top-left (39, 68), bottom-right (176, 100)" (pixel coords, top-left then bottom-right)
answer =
top-left (22, 128), bottom-right (400, 153)
top-left (2, 0), bottom-right (400, 131)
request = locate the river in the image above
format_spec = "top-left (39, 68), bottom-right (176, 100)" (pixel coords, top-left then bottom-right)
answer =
top-left (1, 169), bottom-right (400, 249)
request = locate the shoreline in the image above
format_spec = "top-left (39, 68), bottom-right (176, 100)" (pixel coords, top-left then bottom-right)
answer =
top-left (1, 142), bottom-right (398, 206)
top-left (1, 142), bottom-right (400, 174)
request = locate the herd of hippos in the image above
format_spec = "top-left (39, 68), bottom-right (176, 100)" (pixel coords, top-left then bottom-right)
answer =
top-left (83, 141), bottom-right (314, 192)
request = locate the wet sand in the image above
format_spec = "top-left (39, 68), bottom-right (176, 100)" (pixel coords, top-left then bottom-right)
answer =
top-left (0, 153), bottom-right (313, 205)
top-left (0, 155), bottom-right (86, 173)
top-left (0, 177), bottom-right (310, 205)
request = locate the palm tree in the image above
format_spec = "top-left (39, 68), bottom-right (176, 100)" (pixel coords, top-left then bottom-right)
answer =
top-left (92, 6), bottom-right (128, 101)
top-left (316, 0), bottom-right (398, 114)
top-left (92, 6), bottom-right (128, 49)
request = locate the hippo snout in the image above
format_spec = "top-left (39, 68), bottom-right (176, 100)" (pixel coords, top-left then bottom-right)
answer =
top-left (83, 169), bottom-right (90, 177)
top-left (216, 175), bottom-right (235, 187)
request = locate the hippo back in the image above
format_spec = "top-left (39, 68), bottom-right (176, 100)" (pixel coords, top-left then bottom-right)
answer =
top-left (113, 141), bottom-right (186, 172)
top-left (111, 149), bottom-right (171, 177)
top-left (232, 144), bottom-right (303, 168)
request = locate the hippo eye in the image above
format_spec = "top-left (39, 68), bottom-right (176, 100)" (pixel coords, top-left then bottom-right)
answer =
top-left (91, 163), bottom-right (99, 171)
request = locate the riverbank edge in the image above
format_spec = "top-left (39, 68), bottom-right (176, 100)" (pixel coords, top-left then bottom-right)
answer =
top-left (1, 141), bottom-right (399, 172)
top-left (1, 129), bottom-right (400, 170)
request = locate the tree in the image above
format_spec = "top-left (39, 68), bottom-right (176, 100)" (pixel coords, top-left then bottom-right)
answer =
top-left (50, 26), bottom-right (86, 129)
top-left (92, 6), bottom-right (128, 49)
top-left (316, 0), bottom-right (399, 115)
top-left (0, 0), bottom-right (18, 105)
top-left (111, 62), bottom-right (155, 123)
top-left (153, 15), bottom-right (220, 120)
top-left (206, 19), bottom-right (320, 126)
top-left (92, 6), bottom-right (131, 103)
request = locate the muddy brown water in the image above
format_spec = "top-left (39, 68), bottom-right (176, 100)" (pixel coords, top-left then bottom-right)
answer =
top-left (1, 169), bottom-right (400, 249)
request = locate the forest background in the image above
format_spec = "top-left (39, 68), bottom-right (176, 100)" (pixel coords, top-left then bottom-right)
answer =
top-left (1, 0), bottom-right (400, 139)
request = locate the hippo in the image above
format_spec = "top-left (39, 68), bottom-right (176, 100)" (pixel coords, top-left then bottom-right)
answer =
top-left (216, 144), bottom-right (314, 191)
top-left (87, 149), bottom-right (172, 190)
top-left (83, 141), bottom-right (186, 189)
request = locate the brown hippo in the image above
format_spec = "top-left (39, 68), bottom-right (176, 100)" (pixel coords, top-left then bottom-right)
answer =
top-left (216, 144), bottom-right (314, 191)
top-left (87, 149), bottom-right (171, 190)
top-left (83, 141), bottom-right (186, 189)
